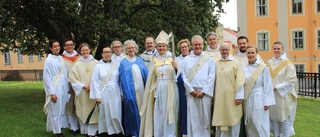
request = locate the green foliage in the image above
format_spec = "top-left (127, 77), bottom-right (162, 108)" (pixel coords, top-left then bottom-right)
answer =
top-left (0, 0), bottom-right (226, 56)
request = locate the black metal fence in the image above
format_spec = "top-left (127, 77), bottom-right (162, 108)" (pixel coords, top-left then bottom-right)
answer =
top-left (297, 72), bottom-right (320, 98)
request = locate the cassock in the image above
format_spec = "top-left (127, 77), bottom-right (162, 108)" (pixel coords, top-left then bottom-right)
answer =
top-left (243, 59), bottom-right (275, 137)
top-left (176, 54), bottom-right (188, 136)
top-left (212, 54), bottom-right (245, 137)
top-left (90, 60), bottom-right (124, 135)
top-left (181, 51), bottom-right (215, 137)
top-left (43, 54), bottom-right (69, 134)
top-left (69, 55), bottom-right (99, 135)
top-left (139, 51), bottom-right (179, 137)
top-left (205, 45), bottom-right (221, 62)
top-left (119, 56), bottom-right (148, 136)
top-left (267, 53), bottom-right (297, 137)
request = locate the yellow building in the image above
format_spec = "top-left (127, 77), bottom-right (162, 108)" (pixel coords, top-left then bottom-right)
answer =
top-left (0, 50), bottom-right (44, 81)
top-left (238, 0), bottom-right (320, 72)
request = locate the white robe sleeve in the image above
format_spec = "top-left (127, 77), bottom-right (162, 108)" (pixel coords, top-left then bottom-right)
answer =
top-left (181, 59), bottom-right (194, 94)
top-left (275, 64), bottom-right (297, 97)
top-left (202, 58), bottom-right (215, 97)
top-left (235, 85), bottom-right (244, 99)
top-left (262, 67), bottom-right (276, 106)
top-left (69, 65), bottom-right (85, 96)
top-left (43, 59), bottom-right (55, 95)
top-left (90, 65), bottom-right (101, 99)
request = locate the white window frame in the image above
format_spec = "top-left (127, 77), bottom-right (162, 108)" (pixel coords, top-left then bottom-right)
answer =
top-left (38, 55), bottom-right (42, 61)
top-left (4, 51), bottom-right (11, 64)
top-left (291, 29), bottom-right (305, 50)
top-left (17, 49), bottom-right (23, 63)
top-left (28, 55), bottom-right (34, 62)
top-left (256, 30), bottom-right (270, 51)
top-left (256, 0), bottom-right (268, 16)
top-left (294, 64), bottom-right (305, 72)
top-left (291, 0), bottom-right (304, 15)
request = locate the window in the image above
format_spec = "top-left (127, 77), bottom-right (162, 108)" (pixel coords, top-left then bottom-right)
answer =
top-left (28, 55), bottom-right (34, 62)
top-left (257, 32), bottom-right (269, 51)
top-left (17, 49), bottom-right (23, 63)
top-left (295, 64), bottom-right (305, 72)
top-left (39, 72), bottom-right (43, 81)
top-left (317, 30), bottom-right (320, 49)
top-left (292, 31), bottom-right (304, 49)
top-left (38, 55), bottom-right (42, 61)
top-left (292, 0), bottom-right (303, 14)
top-left (257, 0), bottom-right (268, 16)
top-left (4, 52), bottom-right (11, 64)
top-left (317, 0), bottom-right (320, 13)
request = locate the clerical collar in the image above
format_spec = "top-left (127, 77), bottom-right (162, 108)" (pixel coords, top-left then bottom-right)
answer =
top-left (248, 59), bottom-right (257, 65)
top-left (103, 59), bottom-right (112, 63)
top-left (144, 49), bottom-right (157, 55)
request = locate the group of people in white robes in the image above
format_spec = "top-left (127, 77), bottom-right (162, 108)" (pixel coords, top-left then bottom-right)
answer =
top-left (43, 31), bottom-right (297, 137)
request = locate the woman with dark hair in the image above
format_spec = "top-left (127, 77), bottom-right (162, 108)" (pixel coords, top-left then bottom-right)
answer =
top-left (43, 39), bottom-right (69, 137)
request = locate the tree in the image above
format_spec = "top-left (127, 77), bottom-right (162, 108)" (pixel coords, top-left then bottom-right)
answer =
top-left (0, 0), bottom-right (226, 59)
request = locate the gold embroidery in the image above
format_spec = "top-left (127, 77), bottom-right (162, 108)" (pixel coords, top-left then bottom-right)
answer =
top-left (267, 59), bottom-right (292, 79)
top-left (85, 68), bottom-right (90, 73)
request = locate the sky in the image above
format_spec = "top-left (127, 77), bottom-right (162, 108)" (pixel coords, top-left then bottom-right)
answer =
top-left (218, 0), bottom-right (238, 30)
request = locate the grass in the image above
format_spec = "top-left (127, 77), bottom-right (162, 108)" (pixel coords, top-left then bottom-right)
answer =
top-left (0, 82), bottom-right (319, 137)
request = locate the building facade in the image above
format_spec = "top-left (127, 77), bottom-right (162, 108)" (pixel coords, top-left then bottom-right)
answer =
top-left (238, 0), bottom-right (320, 72)
top-left (0, 50), bottom-right (44, 81)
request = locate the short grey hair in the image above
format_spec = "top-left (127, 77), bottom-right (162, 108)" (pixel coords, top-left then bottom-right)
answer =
top-left (191, 35), bottom-right (204, 44)
top-left (205, 32), bottom-right (218, 39)
top-left (124, 39), bottom-right (139, 53)
top-left (219, 42), bottom-right (230, 49)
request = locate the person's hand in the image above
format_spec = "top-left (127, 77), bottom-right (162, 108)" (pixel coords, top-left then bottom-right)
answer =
top-left (51, 94), bottom-right (58, 103)
top-left (264, 106), bottom-right (269, 110)
top-left (83, 85), bottom-right (90, 92)
top-left (235, 99), bottom-right (243, 105)
top-left (96, 98), bottom-right (102, 104)
top-left (197, 92), bottom-right (205, 98)
top-left (273, 87), bottom-right (276, 92)
top-left (171, 61), bottom-right (178, 70)
top-left (190, 91), bottom-right (198, 97)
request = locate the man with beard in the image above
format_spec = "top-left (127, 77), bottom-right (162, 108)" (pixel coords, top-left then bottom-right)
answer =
top-left (234, 36), bottom-right (264, 64)
top-left (234, 36), bottom-right (264, 137)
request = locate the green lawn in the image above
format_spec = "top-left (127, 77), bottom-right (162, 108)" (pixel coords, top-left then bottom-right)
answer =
top-left (0, 82), bottom-right (319, 137)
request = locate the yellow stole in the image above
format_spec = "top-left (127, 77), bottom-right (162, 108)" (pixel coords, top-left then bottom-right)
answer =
top-left (244, 63), bottom-right (266, 100)
top-left (267, 59), bottom-right (292, 79)
top-left (186, 54), bottom-right (210, 82)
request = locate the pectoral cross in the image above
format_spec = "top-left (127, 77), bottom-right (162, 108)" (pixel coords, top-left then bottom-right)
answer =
top-left (85, 68), bottom-right (90, 73)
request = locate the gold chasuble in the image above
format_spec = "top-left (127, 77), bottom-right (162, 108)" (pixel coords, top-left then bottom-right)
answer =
top-left (69, 60), bottom-right (99, 124)
top-left (212, 59), bottom-right (245, 130)
top-left (267, 58), bottom-right (297, 121)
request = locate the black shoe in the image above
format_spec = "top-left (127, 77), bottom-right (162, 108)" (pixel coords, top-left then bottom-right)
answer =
top-left (55, 133), bottom-right (64, 137)
top-left (70, 130), bottom-right (79, 136)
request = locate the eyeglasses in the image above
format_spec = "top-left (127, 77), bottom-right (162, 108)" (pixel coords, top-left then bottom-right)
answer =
top-left (180, 46), bottom-right (188, 49)
top-left (113, 46), bottom-right (122, 49)
top-left (102, 51), bottom-right (112, 54)
top-left (126, 47), bottom-right (135, 50)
